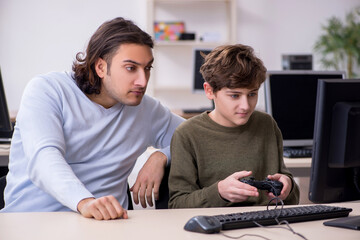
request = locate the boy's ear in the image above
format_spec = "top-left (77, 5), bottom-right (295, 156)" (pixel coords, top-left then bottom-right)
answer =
top-left (95, 58), bottom-right (107, 78)
top-left (203, 82), bottom-right (215, 100)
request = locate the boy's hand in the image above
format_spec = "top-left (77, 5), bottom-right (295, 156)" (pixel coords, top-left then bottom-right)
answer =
top-left (266, 174), bottom-right (292, 200)
top-left (218, 171), bottom-right (259, 202)
top-left (77, 196), bottom-right (128, 220)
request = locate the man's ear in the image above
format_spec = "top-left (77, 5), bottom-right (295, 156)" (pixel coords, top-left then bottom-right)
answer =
top-left (95, 58), bottom-right (107, 78)
top-left (203, 82), bottom-right (215, 100)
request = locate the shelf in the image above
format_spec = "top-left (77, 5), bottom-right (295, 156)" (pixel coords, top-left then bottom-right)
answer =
top-left (155, 40), bottom-right (231, 47)
top-left (151, 0), bottom-right (234, 3)
top-left (147, 0), bottom-right (237, 110)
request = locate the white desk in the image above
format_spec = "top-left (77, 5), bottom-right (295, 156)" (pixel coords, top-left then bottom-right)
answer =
top-left (0, 144), bottom-right (312, 169)
top-left (0, 202), bottom-right (359, 240)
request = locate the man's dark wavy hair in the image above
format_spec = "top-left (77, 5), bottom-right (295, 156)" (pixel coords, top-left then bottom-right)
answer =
top-left (72, 17), bottom-right (154, 94)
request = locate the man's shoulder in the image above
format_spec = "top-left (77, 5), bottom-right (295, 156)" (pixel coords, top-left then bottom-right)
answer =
top-left (23, 72), bottom-right (82, 103)
top-left (28, 71), bottom-right (74, 89)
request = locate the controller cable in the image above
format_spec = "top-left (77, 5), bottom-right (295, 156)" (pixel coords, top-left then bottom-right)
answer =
top-left (220, 184), bottom-right (309, 240)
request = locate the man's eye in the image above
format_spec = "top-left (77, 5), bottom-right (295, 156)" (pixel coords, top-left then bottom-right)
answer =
top-left (230, 94), bottom-right (239, 99)
top-left (249, 92), bottom-right (257, 97)
top-left (145, 65), bottom-right (153, 71)
top-left (126, 66), bottom-right (135, 71)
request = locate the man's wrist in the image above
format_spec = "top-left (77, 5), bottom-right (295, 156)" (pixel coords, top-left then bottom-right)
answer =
top-left (152, 151), bottom-right (167, 167)
top-left (77, 197), bottom-right (95, 213)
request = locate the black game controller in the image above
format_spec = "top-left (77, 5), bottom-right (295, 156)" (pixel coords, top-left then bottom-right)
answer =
top-left (240, 177), bottom-right (283, 196)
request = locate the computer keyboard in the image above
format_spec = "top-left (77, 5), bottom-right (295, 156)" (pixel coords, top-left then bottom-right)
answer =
top-left (0, 138), bottom-right (11, 144)
top-left (182, 108), bottom-right (212, 114)
top-left (184, 205), bottom-right (352, 233)
top-left (283, 147), bottom-right (312, 158)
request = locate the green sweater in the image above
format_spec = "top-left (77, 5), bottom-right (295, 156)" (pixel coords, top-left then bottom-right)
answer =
top-left (168, 111), bottom-right (300, 208)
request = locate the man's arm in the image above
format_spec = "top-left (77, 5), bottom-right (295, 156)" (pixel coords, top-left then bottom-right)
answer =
top-left (18, 76), bottom-right (96, 212)
top-left (130, 151), bottom-right (167, 208)
top-left (77, 196), bottom-right (128, 220)
top-left (130, 98), bottom-right (184, 208)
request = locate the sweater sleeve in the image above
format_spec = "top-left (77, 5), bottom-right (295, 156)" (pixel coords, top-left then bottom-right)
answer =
top-left (168, 128), bottom-right (229, 208)
top-left (18, 77), bottom-right (94, 212)
top-left (147, 97), bottom-right (184, 165)
top-left (273, 121), bottom-right (300, 205)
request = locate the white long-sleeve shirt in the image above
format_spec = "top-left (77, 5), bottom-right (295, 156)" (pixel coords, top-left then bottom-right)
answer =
top-left (1, 71), bottom-right (184, 212)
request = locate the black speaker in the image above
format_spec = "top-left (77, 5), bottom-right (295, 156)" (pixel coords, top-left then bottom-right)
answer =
top-left (282, 54), bottom-right (312, 70)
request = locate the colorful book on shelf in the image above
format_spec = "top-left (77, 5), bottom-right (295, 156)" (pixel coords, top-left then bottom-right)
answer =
top-left (154, 21), bottom-right (185, 41)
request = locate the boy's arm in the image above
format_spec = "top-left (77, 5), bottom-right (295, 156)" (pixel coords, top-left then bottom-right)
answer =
top-left (274, 122), bottom-right (300, 204)
top-left (168, 130), bottom-right (230, 208)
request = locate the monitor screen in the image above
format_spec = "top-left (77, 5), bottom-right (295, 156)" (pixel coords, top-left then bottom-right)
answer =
top-left (264, 70), bottom-right (345, 148)
top-left (0, 68), bottom-right (13, 141)
top-left (309, 79), bottom-right (360, 203)
top-left (192, 48), bottom-right (212, 93)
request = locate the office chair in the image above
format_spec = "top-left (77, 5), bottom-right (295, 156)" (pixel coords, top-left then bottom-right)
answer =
top-left (0, 175), bottom-right (6, 209)
top-left (154, 165), bottom-right (170, 209)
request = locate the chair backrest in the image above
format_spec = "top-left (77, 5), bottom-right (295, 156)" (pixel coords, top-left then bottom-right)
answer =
top-left (155, 165), bottom-right (170, 209)
top-left (0, 175), bottom-right (6, 209)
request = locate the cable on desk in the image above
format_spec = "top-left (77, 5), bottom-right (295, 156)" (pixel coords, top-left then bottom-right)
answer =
top-left (219, 197), bottom-right (309, 240)
top-left (220, 232), bottom-right (271, 240)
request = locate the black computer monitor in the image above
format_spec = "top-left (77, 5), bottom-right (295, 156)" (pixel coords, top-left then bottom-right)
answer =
top-left (192, 48), bottom-right (212, 93)
top-left (0, 68), bottom-right (13, 142)
top-left (264, 70), bottom-right (345, 148)
top-left (309, 79), bottom-right (360, 203)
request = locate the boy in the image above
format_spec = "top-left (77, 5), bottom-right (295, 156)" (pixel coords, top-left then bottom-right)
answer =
top-left (168, 44), bottom-right (299, 208)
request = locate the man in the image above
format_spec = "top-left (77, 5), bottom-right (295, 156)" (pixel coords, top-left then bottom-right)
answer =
top-left (2, 17), bottom-right (184, 220)
top-left (168, 44), bottom-right (299, 208)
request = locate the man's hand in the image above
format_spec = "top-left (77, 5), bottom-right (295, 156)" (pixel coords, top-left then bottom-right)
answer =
top-left (266, 174), bottom-right (292, 200)
top-left (77, 196), bottom-right (128, 220)
top-left (130, 151), bottom-right (167, 208)
top-left (218, 171), bottom-right (259, 202)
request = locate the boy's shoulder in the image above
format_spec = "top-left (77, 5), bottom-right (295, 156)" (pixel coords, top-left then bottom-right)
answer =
top-left (176, 112), bottom-right (208, 131)
top-left (252, 110), bottom-right (273, 120)
top-left (250, 110), bottom-right (276, 126)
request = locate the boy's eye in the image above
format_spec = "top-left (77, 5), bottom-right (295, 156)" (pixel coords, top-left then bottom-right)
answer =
top-left (249, 92), bottom-right (258, 97)
top-left (230, 94), bottom-right (239, 99)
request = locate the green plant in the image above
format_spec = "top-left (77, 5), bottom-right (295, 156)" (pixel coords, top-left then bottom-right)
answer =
top-left (314, 7), bottom-right (360, 78)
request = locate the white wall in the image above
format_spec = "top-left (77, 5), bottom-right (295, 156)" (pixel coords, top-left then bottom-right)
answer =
top-left (236, 0), bottom-right (359, 110)
top-left (0, 0), bottom-right (359, 113)
top-left (237, 0), bottom-right (357, 71)
top-left (0, 0), bottom-right (146, 114)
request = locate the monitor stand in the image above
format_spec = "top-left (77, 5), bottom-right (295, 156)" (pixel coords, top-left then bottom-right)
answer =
top-left (182, 100), bottom-right (214, 114)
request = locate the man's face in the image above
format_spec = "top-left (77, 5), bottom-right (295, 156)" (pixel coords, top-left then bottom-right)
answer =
top-left (96, 43), bottom-right (154, 108)
top-left (204, 82), bottom-right (259, 127)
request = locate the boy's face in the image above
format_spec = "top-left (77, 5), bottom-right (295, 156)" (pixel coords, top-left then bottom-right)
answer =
top-left (204, 82), bottom-right (259, 127)
top-left (92, 43), bottom-right (154, 108)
